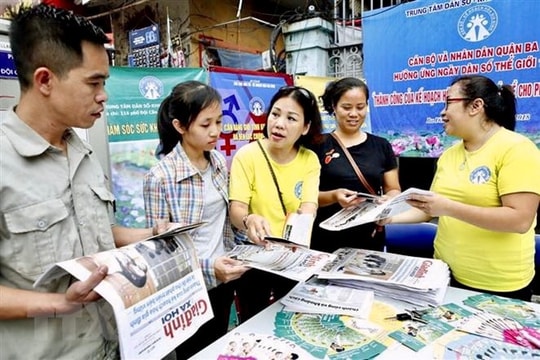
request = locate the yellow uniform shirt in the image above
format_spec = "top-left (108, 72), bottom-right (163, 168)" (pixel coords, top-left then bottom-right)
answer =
top-left (229, 141), bottom-right (321, 237)
top-left (432, 128), bottom-right (540, 291)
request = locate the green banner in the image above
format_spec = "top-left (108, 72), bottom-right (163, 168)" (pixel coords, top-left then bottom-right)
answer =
top-left (105, 67), bottom-right (206, 227)
top-left (105, 67), bottom-right (206, 142)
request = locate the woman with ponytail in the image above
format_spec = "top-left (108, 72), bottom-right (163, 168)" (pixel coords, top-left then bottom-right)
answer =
top-left (144, 81), bottom-right (248, 358)
top-left (385, 75), bottom-right (540, 301)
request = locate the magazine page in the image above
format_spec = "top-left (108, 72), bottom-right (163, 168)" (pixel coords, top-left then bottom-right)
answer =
top-left (280, 276), bottom-right (374, 318)
top-left (319, 188), bottom-right (434, 231)
top-left (34, 229), bottom-right (211, 360)
top-left (264, 212), bottom-right (315, 247)
top-left (227, 244), bottom-right (335, 282)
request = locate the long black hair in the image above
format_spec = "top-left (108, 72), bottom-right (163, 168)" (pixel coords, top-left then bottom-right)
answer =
top-left (156, 80), bottom-right (222, 157)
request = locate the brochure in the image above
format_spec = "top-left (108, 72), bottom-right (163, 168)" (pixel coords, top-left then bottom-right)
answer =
top-left (319, 187), bottom-right (434, 231)
top-left (34, 224), bottom-right (210, 360)
top-left (264, 212), bottom-right (315, 247)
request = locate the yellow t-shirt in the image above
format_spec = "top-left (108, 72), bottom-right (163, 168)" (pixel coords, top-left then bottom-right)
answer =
top-left (229, 141), bottom-right (321, 237)
top-left (432, 128), bottom-right (540, 291)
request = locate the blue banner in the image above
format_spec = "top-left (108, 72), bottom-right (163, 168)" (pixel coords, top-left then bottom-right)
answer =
top-left (209, 67), bottom-right (293, 168)
top-left (0, 51), bottom-right (17, 79)
top-left (363, 0), bottom-right (540, 157)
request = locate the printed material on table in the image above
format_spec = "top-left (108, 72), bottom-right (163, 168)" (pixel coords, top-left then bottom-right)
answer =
top-left (227, 243), bottom-right (336, 282)
top-left (463, 293), bottom-right (540, 329)
top-left (280, 276), bottom-right (374, 318)
top-left (441, 333), bottom-right (540, 359)
top-left (317, 248), bottom-right (450, 305)
top-left (264, 212), bottom-right (315, 247)
top-left (34, 224), bottom-right (209, 360)
top-left (319, 187), bottom-right (434, 231)
top-left (456, 311), bottom-right (540, 350)
top-left (217, 332), bottom-right (314, 360)
top-left (422, 302), bottom-right (475, 326)
top-left (274, 311), bottom-right (387, 359)
top-left (387, 316), bottom-right (454, 352)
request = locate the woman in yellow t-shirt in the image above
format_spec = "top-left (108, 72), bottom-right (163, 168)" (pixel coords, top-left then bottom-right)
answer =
top-left (386, 75), bottom-right (540, 301)
top-left (229, 86), bottom-right (323, 321)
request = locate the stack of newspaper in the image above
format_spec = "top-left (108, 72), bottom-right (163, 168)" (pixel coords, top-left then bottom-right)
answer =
top-left (317, 248), bottom-right (450, 306)
top-left (280, 276), bottom-right (374, 318)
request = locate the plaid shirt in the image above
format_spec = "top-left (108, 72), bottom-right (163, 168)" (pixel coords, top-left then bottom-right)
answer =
top-left (143, 143), bottom-right (236, 288)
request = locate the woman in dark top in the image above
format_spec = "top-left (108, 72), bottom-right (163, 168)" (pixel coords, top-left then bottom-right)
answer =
top-left (309, 77), bottom-right (401, 252)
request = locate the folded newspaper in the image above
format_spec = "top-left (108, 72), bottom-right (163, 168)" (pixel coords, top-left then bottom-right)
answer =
top-left (264, 212), bottom-right (315, 247)
top-left (317, 248), bottom-right (450, 306)
top-left (227, 243), bottom-right (336, 282)
top-left (320, 187), bottom-right (434, 231)
top-left (34, 223), bottom-right (210, 360)
top-left (280, 276), bottom-right (374, 318)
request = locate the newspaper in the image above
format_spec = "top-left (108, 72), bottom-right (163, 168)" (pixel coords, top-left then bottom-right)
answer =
top-left (319, 187), bottom-right (434, 231)
top-left (227, 243), bottom-right (336, 282)
top-left (317, 248), bottom-right (450, 305)
top-left (280, 276), bottom-right (374, 318)
top-left (264, 212), bottom-right (315, 247)
top-left (34, 224), bottom-right (211, 360)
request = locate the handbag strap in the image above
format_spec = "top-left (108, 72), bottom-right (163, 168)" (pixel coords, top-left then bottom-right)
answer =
top-left (257, 140), bottom-right (287, 216)
top-left (330, 132), bottom-right (377, 195)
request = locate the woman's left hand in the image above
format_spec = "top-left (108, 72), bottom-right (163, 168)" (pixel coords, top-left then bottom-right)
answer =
top-left (406, 192), bottom-right (450, 216)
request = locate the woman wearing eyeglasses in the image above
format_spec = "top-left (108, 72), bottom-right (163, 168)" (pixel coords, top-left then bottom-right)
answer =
top-left (309, 77), bottom-right (401, 253)
top-left (229, 86), bottom-right (323, 322)
top-left (386, 75), bottom-right (540, 301)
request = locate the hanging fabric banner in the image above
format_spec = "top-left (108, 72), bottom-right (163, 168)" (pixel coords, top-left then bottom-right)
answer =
top-left (105, 67), bottom-right (206, 227)
top-left (363, 0), bottom-right (540, 157)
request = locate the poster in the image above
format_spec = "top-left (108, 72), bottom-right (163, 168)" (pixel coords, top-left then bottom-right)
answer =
top-left (209, 66), bottom-right (292, 168)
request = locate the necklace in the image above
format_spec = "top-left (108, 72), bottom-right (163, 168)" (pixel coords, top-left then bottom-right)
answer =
top-left (459, 125), bottom-right (499, 171)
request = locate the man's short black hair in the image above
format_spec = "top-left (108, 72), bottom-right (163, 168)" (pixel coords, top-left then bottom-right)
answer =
top-left (8, 4), bottom-right (109, 90)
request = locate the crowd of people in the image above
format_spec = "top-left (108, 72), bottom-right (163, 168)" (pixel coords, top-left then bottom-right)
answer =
top-left (1, 3), bottom-right (539, 360)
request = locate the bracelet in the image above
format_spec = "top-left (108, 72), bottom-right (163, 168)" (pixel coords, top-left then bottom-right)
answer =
top-left (242, 214), bottom-right (251, 230)
top-left (152, 224), bottom-right (158, 236)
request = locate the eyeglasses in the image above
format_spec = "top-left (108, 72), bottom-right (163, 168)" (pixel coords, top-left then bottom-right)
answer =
top-left (445, 97), bottom-right (471, 109)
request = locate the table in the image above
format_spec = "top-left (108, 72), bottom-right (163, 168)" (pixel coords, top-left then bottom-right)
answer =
top-left (190, 286), bottom-right (540, 359)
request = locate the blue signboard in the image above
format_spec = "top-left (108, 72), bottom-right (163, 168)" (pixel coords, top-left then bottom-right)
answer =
top-left (129, 25), bottom-right (160, 50)
top-left (363, 0), bottom-right (540, 157)
top-left (0, 51), bottom-right (17, 79)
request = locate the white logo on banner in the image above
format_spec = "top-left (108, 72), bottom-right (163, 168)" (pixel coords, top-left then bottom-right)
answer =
top-left (249, 96), bottom-right (265, 116)
top-left (457, 5), bottom-right (498, 42)
top-left (139, 76), bottom-right (164, 100)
